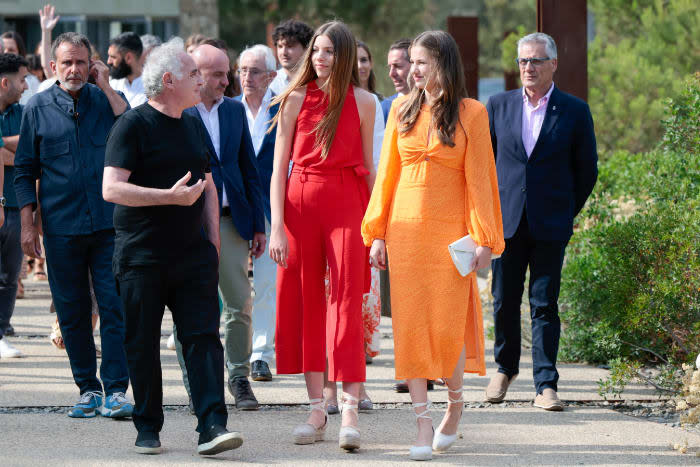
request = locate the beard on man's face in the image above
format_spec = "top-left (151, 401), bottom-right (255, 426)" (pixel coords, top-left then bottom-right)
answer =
top-left (109, 60), bottom-right (132, 80)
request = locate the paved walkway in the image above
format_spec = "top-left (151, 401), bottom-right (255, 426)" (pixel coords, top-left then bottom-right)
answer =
top-left (1, 280), bottom-right (698, 465)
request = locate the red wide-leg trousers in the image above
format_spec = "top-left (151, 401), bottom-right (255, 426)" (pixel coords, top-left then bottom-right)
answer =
top-left (275, 166), bottom-right (369, 382)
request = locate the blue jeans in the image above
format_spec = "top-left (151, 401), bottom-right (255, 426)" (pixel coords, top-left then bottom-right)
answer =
top-left (0, 208), bottom-right (23, 340)
top-left (491, 211), bottom-right (567, 394)
top-left (43, 230), bottom-right (129, 396)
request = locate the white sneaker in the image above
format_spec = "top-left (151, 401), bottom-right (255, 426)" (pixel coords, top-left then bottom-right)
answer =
top-left (166, 334), bottom-right (176, 350)
top-left (0, 338), bottom-right (23, 358)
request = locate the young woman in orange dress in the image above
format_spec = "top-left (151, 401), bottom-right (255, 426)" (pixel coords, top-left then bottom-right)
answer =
top-left (362, 30), bottom-right (505, 461)
top-left (268, 21), bottom-right (376, 452)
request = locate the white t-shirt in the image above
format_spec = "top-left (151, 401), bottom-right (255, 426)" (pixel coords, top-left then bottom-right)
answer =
top-left (109, 76), bottom-right (147, 107)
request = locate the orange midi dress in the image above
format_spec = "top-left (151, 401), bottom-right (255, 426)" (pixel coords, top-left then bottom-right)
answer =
top-left (361, 96), bottom-right (505, 380)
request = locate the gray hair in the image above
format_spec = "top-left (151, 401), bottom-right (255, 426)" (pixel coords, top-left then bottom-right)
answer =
top-left (140, 34), bottom-right (162, 52)
top-left (238, 44), bottom-right (276, 72)
top-left (51, 32), bottom-right (91, 60)
top-left (142, 37), bottom-right (185, 99)
top-left (517, 32), bottom-right (557, 59)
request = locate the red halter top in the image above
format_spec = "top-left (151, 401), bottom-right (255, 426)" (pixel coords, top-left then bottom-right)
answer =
top-left (290, 80), bottom-right (364, 170)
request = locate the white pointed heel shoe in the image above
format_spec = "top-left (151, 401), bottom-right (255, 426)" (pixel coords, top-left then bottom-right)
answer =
top-left (293, 398), bottom-right (327, 445)
top-left (432, 386), bottom-right (463, 452)
top-left (409, 401), bottom-right (433, 461)
top-left (338, 394), bottom-right (361, 451)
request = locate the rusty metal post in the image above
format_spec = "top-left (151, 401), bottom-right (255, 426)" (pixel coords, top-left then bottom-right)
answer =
top-left (447, 16), bottom-right (479, 99)
top-left (537, 0), bottom-right (588, 101)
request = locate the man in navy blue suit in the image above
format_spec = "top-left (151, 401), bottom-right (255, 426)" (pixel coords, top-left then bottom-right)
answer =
top-left (485, 33), bottom-right (597, 410)
top-left (186, 44), bottom-right (266, 410)
top-left (234, 44), bottom-right (279, 383)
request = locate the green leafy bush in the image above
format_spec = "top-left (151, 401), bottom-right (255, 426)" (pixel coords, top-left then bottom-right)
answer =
top-left (561, 200), bottom-right (700, 365)
top-left (560, 74), bottom-right (700, 372)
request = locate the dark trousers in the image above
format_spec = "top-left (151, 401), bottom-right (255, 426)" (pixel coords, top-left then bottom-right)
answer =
top-left (116, 239), bottom-right (228, 434)
top-left (43, 229), bottom-right (129, 395)
top-left (379, 265), bottom-right (391, 318)
top-left (0, 208), bottom-right (23, 339)
top-left (491, 211), bottom-right (567, 393)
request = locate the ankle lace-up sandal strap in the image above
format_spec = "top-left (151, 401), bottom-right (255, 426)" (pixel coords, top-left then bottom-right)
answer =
top-left (412, 401), bottom-right (432, 420)
top-left (447, 387), bottom-right (464, 405)
top-left (341, 394), bottom-right (359, 414)
top-left (309, 398), bottom-right (327, 415)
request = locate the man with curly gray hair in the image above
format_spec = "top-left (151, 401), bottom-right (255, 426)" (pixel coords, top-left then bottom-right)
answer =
top-left (103, 37), bottom-right (243, 456)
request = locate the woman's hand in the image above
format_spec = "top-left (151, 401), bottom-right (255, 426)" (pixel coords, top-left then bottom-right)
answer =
top-left (269, 226), bottom-right (289, 268)
top-left (470, 245), bottom-right (492, 272)
top-left (369, 239), bottom-right (387, 270)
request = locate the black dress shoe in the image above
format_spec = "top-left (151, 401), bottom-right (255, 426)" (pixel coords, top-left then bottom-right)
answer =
top-left (135, 431), bottom-right (162, 455)
top-left (393, 380), bottom-right (435, 393)
top-left (228, 377), bottom-right (259, 410)
top-left (251, 360), bottom-right (272, 381)
top-left (4, 324), bottom-right (14, 336)
top-left (197, 424), bottom-right (243, 455)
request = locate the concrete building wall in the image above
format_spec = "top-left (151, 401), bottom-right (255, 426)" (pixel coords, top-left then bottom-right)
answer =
top-left (0, 0), bottom-right (179, 17)
top-left (179, 0), bottom-right (218, 39)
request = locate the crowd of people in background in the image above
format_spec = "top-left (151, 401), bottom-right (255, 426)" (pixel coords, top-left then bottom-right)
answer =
top-left (0, 3), bottom-right (597, 461)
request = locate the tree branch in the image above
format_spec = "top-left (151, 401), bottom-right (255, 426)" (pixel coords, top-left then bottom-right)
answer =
top-left (620, 339), bottom-right (670, 365)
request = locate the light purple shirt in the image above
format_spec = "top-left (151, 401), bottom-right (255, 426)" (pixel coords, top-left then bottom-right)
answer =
top-left (522, 83), bottom-right (554, 158)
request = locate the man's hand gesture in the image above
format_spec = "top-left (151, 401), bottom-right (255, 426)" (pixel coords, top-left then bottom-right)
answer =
top-left (169, 171), bottom-right (206, 206)
top-left (39, 4), bottom-right (60, 32)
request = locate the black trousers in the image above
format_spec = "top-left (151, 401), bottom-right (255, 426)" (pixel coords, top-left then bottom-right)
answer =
top-left (116, 239), bottom-right (228, 434)
top-left (491, 211), bottom-right (567, 393)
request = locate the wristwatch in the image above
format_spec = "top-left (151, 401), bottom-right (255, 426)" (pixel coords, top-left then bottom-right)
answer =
top-left (0, 197), bottom-right (5, 207)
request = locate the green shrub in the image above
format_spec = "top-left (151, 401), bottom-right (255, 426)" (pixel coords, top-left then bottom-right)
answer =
top-left (560, 74), bottom-right (700, 370)
top-left (561, 199), bottom-right (700, 365)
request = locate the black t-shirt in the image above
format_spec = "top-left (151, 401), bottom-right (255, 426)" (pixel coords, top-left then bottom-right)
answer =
top-left (105, 103), bottom-right (212, 270)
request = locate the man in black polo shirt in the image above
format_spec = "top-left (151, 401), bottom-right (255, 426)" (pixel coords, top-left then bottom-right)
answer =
top-left (103, 37), bottom-right (242, 456)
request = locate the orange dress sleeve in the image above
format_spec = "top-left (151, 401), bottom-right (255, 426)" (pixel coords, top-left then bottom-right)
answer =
top-left (463, 100), bottom-right (506, 255)
top-left (361, 99), bottom-right (403, 246)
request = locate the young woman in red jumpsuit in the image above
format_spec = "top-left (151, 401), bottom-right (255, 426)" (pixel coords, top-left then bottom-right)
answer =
top-left (268, 21), bottom-right (377, 451)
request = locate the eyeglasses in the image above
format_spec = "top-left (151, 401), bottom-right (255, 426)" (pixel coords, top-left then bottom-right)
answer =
top-left (239, 67), bottom-right (265, 77)
top-left (515, 57), bottom-right (551, 67)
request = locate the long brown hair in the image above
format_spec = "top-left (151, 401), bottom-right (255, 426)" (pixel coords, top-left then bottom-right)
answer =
top-left (270, 21), bottom-right (360, 159)
top-left (357, 41), bottom-right (382, 99)
top-left (398, 31), bottom-right (467, 147)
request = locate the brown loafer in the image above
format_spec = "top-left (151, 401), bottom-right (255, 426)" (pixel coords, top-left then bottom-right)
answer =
top-left (533, 388), bottom-right (564, 411)
top-left (485, 373), bottom-right (517, 402)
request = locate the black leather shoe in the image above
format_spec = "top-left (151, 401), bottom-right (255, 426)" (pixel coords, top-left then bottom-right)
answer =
top-left (393, 380), bottom-right (435, 393)
top-left (4, 324), bottom-right (14, 336)
top-left (135, 432), bottom-right (162, 455)
top-left (197, 424), bottom-right (243, 455)
top-left (228, 377), bottom-right (259, 410)
top-left (251, 360), bottom-right (272, 381)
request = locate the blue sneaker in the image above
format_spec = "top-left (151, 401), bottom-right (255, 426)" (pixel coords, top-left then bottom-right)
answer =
top-left (68, 391), bottom-right (103, 418)
top-left (101, 392), bottom-right (134, 418)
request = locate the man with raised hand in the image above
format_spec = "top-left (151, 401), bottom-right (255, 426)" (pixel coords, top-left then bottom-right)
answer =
top-left (14, 32), bottom-right (132, 420)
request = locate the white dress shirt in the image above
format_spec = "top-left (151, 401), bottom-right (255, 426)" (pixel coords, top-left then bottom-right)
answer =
top-left (371, 94), bottom-right (385, 169)
top-left (19, 74), bottom-right (40, 105)
top-left (109, 76), bottom-right (148, 107)
top-left (241, 88), bottom-right (273, 155)
top-left (195, 97), bottom-right (228, 206)
top-left (269, 68), bottom-right (290, 95)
